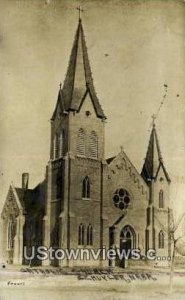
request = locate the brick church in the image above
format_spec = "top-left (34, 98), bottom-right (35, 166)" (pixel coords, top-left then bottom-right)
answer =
top-left (1, 18), bottom-right (173, 268)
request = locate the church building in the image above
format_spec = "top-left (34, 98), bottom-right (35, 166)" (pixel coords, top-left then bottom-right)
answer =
top-left (1, 18), bottom-right (173, 268)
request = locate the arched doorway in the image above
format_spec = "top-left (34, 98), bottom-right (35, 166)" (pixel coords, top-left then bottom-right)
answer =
top-left (119, 225), bottom-right (136, 268)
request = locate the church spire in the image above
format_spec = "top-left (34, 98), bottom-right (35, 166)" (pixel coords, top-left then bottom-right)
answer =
top-left (141, 122), bottom-right (170, 183)
top-left (52, 18), bottom-right (106, 120)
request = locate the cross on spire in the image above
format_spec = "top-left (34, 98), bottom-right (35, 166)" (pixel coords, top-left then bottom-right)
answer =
top-left (76, 5), bottom-right (84, 21)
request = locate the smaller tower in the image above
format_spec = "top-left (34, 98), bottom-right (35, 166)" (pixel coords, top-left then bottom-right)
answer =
top-left (141, 122), bottom-right (172, 259)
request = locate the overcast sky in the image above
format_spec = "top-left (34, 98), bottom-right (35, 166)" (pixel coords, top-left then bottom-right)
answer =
top-left (0, 0), bottom-right (185, 221)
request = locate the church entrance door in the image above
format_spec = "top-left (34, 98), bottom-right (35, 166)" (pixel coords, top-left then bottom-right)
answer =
top-left (119, 225), bottom-right (136, 268)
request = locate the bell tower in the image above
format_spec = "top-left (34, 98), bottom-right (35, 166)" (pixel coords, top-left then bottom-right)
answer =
top-left (141, 122), bottom-right (172, 258)
top-left (43, 17), bottom-right (106, 266)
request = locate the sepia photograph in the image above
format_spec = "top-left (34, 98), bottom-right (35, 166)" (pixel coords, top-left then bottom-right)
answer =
top-left (0, 0), bottom-right (185, 299)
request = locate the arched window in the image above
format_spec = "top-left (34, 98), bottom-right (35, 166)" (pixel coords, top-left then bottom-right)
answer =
top-left (159, 231), bottom-right (164, 248)
top-left (54, 133), bottom-right (59, 159)
top-left (78, 223), bottom-right (85, 245)
top-left (82, 176), bottom-right (90, 199)
top-left (59, 132), bottom-right (63, 157)
top-left (89, 131), bottom-right (98, 158)
top-left (87, 224), bottom-right (93, 245)
top-left (159, 190), bottom-right (164, 208)
top-left (77, 128), bottom-right (85, 156)
top-left (7, 219), bottom-right (16, 250)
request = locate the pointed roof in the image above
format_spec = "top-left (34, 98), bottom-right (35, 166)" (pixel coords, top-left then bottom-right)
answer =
top-left (1, 181), bottom-right (46, 219)
top-left (51, 19), bottom-right (106, 120)
top-left (141, 124), bottom-right (170, 183)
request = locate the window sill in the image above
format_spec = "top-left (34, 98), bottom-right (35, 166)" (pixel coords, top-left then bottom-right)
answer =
top-left (76, 155), bottom-right (99, 161)
top-left (77, 245), bottom-right (93, 248)
top-left (51, 157), bottom-right (62, 162)
top-left (88, 156), bottom-right (98, 160)
top-left (77, 245), bottom-right (85, 248)
top-left (82, 198), bottom-right (91, 201)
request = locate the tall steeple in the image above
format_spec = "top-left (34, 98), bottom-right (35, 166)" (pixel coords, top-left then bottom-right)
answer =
top-left (141, 123), bottom-right (170, 183)
top-left (51, 18), bottom-right (106, 120)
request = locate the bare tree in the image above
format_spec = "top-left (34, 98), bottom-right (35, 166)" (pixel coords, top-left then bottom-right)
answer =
top-left (154, 212), bottom-right (185, 294)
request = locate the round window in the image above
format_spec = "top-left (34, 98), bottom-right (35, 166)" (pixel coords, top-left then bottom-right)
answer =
top-left (112, 188), bottom-right (131, 210)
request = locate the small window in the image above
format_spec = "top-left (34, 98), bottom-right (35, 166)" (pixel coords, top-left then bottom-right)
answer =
top-left (87, 224), bottom-right (93, 245)
top-left (77, 129), bottom-right (85, 156)
top-left (78, 224), bottom-right (85, 245)
top-left (54, 133), bottom-right (59, 159)
top-left (147, 207), bottom-right (150, 226)
top-left (159, 190), bottom-right (164, 208)
top-left (82, 176), bottom-right (90, 199)
top-left (89, 131), bottom-right (98, 158)
top-left (59, 132), bottom-right (63, 157)
top-left (158, 231), bottom-right (164, 248)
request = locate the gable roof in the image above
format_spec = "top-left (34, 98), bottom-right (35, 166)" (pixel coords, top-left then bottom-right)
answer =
top-left (141, 124), bottom-right (170, 183)
top-left (14, 187), bottom-right (35, 211)
top-left (1, 184), bottom-right (24, 218)
top-left (51, 19), bottom-right (106, 120)
top-left (1, 182), bottom-right (45, 219)
top-left (15, 182), bottom-right (45, 216)
top-left (107, 150), bottom-right (149, 199)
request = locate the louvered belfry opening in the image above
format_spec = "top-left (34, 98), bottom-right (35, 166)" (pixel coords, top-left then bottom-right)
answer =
top-left (159, 189), bottom-right (164, 208)
top-left (89, 131), bottom-right (98, 158)
top-left (77, 128), bottom-right (85, 156)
